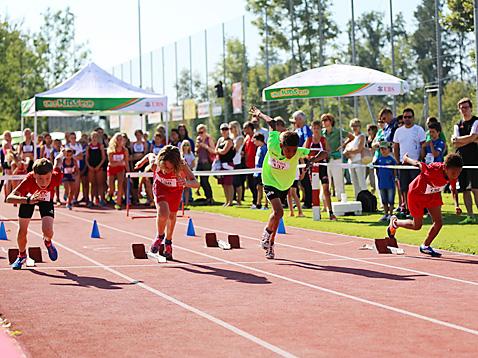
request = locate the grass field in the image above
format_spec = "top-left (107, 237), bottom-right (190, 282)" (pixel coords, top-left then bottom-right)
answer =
top-left (189, 180), bottom-right (478, 255)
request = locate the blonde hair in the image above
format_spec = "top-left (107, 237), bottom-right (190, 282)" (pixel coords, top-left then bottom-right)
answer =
top-left (349, 118), bottom-right (361, 128)
top-left (229, 121), bottom-right (241, 136)
top-left (155, 145), bottom-right (183, 175)
top-left (107, 133), bottom-right (123, 154)
top-left (196, 124), bottom-right (207, 133)
top-left (180, 140), bottom-right (192, 155)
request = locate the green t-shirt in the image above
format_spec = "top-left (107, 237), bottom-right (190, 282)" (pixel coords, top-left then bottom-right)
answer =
top-left (322, 127), bottom-right (348, 159)
top-left (425, 130), bottom-right (446, 143)
top-left (262, 131), bottom-right (310, 191)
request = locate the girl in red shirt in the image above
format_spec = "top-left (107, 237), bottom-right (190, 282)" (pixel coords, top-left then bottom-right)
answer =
top-left (134, 145), bottom-right (199, 260)
top-left (387, 153), bottom-right (463, 257)
top-left (107, 133), bottom-right (129, 209)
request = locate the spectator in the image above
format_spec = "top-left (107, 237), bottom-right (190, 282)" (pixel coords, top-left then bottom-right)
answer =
top-left (366, 124), bottom-right (378, 192)
top-left (305, 120), bottom-right (336, 220)
top-left (107, 133), bottom-right (129, 210)
top-left (170, 128), bottom-right (181, 147)
top-left (35, 133), bottom-right (44, 159)
top-left (253, 133), bottom-right (268, 210)
top-left (130, 129), bottom-right (149, 206)
top-left (1, 131), bottom-right (14, 201)
top-left (375, 142), bottom-right (397, 221)
top-left (229, 121), bottom-right (245, 206)
top-left (274, 116), bottom-right (287, 132)
top-left (215, 123), bottom-right (235, 207)
top-left (344, 118), bottom-right (367, 199)
top-left (180, 139), bottom-right (196, 207)
top-left (425, 116), bottom-right (447, 155)
top-left (321, 113), bottom-right (354, 200)
top-left (86, 131), bottom-right (106, 207)
top-left (79, 133), bottom-right (90, 206)
top-left (287, 169), bottom-right (304, 217)
top-left (66, 132), bottom-right (84, 204)
top-left (18, 128), bottom-right (34, 171)
top-left (195, 124), bottom-right (215, 204)
top-left (422, 122), bottom-right (445, 164)
top-left (178, 124), bottom-right (195, 153)
top-left (251, 113), bottom-right (269, 141)
top-left (40, 133), bottom-right (54, 161)
top-left (152, 132), bottom-right (165, 155)
top-left (393, 108), bottom-right (425, 215)
top-left (62, 147), bottom-right (78, 210)
top-left (243, 121), bottom-right (258, 208)
top-left (52, 139), bottom-right (63, 204)
top-left (452, 97), bottom-right (478, 224)
top-left (380, 108), bottom-right (398, 143)
top-left (372, 115), bottom-right (387, 161)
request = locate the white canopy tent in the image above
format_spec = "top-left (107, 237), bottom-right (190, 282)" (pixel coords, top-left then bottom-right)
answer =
top-left (21, 62), bottom-right (168, 157)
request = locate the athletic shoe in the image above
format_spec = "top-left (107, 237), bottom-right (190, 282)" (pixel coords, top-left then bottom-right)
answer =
top-left (459, 216), bottom-right (476, 225)
top-left (11, 255), bottom-right (27, 270)
top-left (260, 229), bottom-right (272, 250)
top-left (419, 245), bottom-right (442, 257)
top-left (87, 201), bottom-right (93, 209)
top-left (114, 204), bottom-right (122, 210)
top-left (150, 235), bottom-right (164, 254)
top-left (379, 214), bottom-right (389, 222)
top-left (387, 215), bottom-right (398, 239)
top-left (265, 244), bottom-right (275, 259)
top-left (66, 203), bottom-right (72, 210)
top-left (163, 242), bottom-right (173, 260)
top-left (99, 199), bottom-right (107, 207)
top-left (250, 204), bottom-right (258, 209)
top-left (45, 240), bottom-right (58, 261)
top-left (261, 207), bottom-right (269, 210)
top-left (329, 214), bottom-right (337, 221)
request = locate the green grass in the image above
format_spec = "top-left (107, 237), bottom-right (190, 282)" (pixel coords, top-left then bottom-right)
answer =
top-left (189, 181), bottom-right (478, 255)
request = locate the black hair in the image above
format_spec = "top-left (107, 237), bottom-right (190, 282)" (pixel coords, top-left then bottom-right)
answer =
top-left (275, 118), bottom-right (286, 128)
top-left (444, 153), bottom-right (463, 169)
top-left (402, 108), bottom-right (415, 117)
top-left (243, 121), bottom-right (255, 131)
top-left (428, 122), bottom-right (442, 133)
top-left (280, 131), bottom-right (299, 147)
top-left (253, 133), bottom-right (265, 142)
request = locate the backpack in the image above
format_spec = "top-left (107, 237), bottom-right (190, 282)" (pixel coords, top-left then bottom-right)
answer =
top-left (357, 190), bottom-right (377, 213)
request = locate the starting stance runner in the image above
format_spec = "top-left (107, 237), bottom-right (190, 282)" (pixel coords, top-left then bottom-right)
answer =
top-left (134, 145), bottom-right (199, 260)
top-left (7, 156), bottom-right (63, 269)
top-left (387, 153), bottom-right (463, 257)
top-left (250, 106), bottom-right (328, 259)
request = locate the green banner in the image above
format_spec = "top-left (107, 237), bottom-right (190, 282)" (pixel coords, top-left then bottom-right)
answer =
top-left (263, 83), bottom-right (370, 101)
top-left (35, 97), bottom-right (142, 111)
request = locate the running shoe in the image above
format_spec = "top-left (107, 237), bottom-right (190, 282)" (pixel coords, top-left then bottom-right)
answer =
top-left (265, 244), bottom-right (275, 259)
top-left (150, 235), bottom-right (164, 254)
top-left (44, 240), bottom-right (58, 261)
top-left (87, 201), bottom-right (93, 209)
top-left (163, 242), bottom-right (173, 260)
top-left (387, 215), bottom-right (398, 239)
top-left (99, 199), bottom-right (107, 207)
top-left (419, 245), bottom-right (442, 257)
top-left (379, 214), bottom-right (389, 222)
top-left (66, 203), bottom-right (72, 210)
top-left (329, 214), bottom-right (337, 221)
top-left (114, 204), bottom-right (122, 210)
top-left (11, 255), bottom-right (27, 270)
top-left (260, 228), bottom-right (272, 250)
top-left (459, 215), bottom-right (476, 225)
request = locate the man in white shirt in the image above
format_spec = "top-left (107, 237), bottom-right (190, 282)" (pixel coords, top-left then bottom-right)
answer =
top-left (393, 108), bottom-right (426, 214)
top-left (451, 97), bottom-right (478, 224)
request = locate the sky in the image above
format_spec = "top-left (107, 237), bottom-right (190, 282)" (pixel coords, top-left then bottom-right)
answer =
top-left (2, 0), bottom-right (421, 70)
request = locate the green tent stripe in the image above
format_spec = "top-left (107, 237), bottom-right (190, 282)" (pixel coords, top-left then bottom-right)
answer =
top-left (35, 97), bottom-right (143, 111)
top-left (263, 83), bottom-right (370, 101)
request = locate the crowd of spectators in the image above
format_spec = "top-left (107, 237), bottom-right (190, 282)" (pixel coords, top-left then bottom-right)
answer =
top-left (1, 97), bottom-right (477, 223)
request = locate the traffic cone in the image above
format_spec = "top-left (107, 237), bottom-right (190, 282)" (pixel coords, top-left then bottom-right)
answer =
top-left (90, 220), bottom-right (101, 239)
top-left (186, 218), bottom-right (196, 237)
top-left (0, 222), bottom-right (8, 240)
top-left (277, 218), bottom-right (286, 234)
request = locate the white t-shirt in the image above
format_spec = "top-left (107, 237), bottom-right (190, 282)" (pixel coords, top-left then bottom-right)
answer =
top-left (232, 135), bottom-right (244, 165)
top-left (346, 133), bottom-right (364, 163)
top-left (453, 120), bottom-right (478, 137)
top-left (393, 125), bottom-right (426, 161)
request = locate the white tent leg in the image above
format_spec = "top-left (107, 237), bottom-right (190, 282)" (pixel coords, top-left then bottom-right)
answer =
top-left (34, 111), bottom-right (38, 160)
top-left (365, 96), bottom-right (375, 123)
top-left (338, 97), bottom-right (343, 161)
top-left (21, 117), bottom-right (24, 132)
top-left (164, 111), bottom-right (169, 143)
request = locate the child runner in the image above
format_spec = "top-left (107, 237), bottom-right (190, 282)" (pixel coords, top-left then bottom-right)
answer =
top-left (62, 148), bottom-right (78, 210)
top-left (7, 156), bottom-right (63, 269)
top-left (134, 145), bottom-right (199, 260)
top-left (375, 142), bottom-right (397, 221)
top-left (387, 153), bottom-right (463, 257)
top-left (287, 168), bottom-right (304, 217)
top-left (250, 106), bottom-right (327, 259)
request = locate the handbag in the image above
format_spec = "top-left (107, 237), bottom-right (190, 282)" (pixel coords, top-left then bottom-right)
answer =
top-left (361, 147), bottom-right (373, 165)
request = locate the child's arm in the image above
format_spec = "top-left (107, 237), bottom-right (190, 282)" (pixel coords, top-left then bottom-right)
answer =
top-left (134, 153), bottom-right (156, 170)
top-left (402, 153), bottom-right (421, 168)
top-left (53, 150), bottom-right (63, 169)
top-left (249, 106), bottom-right (277, 131)
top-left (451, 186), bottom-right (461, 215)
top-left (179, 163), bottom-right (200, 189)
top-left (309, 150), bottom-right (328, 163)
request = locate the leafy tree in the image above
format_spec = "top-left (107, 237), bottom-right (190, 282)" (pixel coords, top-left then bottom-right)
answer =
top-left (176, 69), bottom-right (207, 102)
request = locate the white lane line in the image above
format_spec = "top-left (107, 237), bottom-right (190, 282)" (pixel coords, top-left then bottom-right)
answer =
top-left (175, 222), bottom-right (478, 287)
top-left (59, 211), bottom-right (478, 337)
top-left (2, 217), bottom-right (296, 358)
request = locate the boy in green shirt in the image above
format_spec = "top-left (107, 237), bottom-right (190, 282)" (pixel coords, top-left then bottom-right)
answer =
top-left (250, 106), bottom-right (327, 259)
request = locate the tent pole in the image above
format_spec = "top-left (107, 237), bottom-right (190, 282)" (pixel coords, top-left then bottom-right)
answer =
top-left (365, 96), bottom-right (375, 123)
top-left (34, 111), bottom-right (38, 160)
top-left (164, 111), bottom-right (169, 143)
top-left (21, 116), bottom-right (24, 132)
top-left (338, 97), bottom-right (343, 162)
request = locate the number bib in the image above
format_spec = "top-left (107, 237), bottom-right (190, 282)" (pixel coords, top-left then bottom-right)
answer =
top-left (113, 154), bottom-right (124, 162)
top-left (157, 176), bottom-right (177, 187)
top-left (35, 190), bottom-right (51, 202)
top-left (424, 184), bottom-right (446, 195)
top-left (268, 157), bottom-right (290, 170)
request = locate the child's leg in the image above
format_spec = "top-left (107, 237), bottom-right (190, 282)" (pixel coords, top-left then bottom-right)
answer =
top-left (292, 189), bottom-right (303, 216)
top-left (107, 175), bottom-right (115, 197)
top-left (423, 206), bottom-right (443, 246)
top-left (322, 183), bottom-right (332, 214)
top-left (155, 201), bottom-right (170, 237)
top-left (41, 216), bottom-right (54, 242)
top-left (116, 172), bottom-right (125, 205)
top-left (166, 211), bottom-right (177, 242)
top-left (256, 184), bottom-right (263, 207)
top-left (267, 197), bottom-right (284, 245)
top-left (395, 215), bottom-right (423, 231)
top-left (16, 218), bottom-right (30, 254)
top-left (287, 191), bottom-right (294, 216)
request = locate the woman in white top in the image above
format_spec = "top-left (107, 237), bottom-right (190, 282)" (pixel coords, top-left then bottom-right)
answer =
top-left (180, 140), bottom-right (196, 207)
top-left (130, 129), bottom-right (153, 206)
top-left (343, 118), bottom-right (367, 199)
top-left (229, 121), bottom-right (245, 206)
top-left (66, 132), bottom-right (84, 203)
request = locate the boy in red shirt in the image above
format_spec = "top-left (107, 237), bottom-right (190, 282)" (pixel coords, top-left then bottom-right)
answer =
top-left (387, 153), bottom-right (463, 257)
top-left (7, 156), bottom-right (63, 269)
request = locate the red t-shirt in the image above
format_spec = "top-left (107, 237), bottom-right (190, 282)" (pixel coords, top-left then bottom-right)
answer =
top-left (243, 135), bottom-right (256, 169)
top-left (15, 168), bottom-right (63, 202)
top-left (409, 162), bottom-right (456, 196)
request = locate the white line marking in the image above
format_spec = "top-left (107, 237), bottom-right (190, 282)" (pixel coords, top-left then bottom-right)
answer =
top-left (59, 211), bottom-right (478, 337)
top-left (2, 215), bottom-right (296, 358)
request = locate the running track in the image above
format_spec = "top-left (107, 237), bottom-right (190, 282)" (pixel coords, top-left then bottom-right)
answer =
top-left (0, 202), bottom-right (477, 357)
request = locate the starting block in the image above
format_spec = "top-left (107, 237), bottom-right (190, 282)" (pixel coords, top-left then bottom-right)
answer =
top-left (8, 249), bottom-right (19, 265)
top-left (131, 243), bottom-right (167, 263)
top-left (205, 233), bottom-right (240, 250)
top-left (205, 233), bottom-right (219, 247)
top-left (28, 247), bottom-right (43, 263)
top-left (7, 248), bottom-right (38, 266)
top-left (228, 234), bottom-right (240, 249)
top-left (373, 238), bottom-right (404, 255)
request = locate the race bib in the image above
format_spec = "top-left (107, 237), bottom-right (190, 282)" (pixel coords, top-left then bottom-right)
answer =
top-left (157, 176), bottom-right (177, 187)
top-left (113, 154), bottom-right (124, 162)
top-left (268, 157), bottom-right (290, 170)
top-left (64, 167), bottom-right (74, 174)
top-left (35, 190), bottom-right (51, 202)
top-left (23, 145), bottom-right (33, 152)
top-left (424, 184), bottom-right (446, 195)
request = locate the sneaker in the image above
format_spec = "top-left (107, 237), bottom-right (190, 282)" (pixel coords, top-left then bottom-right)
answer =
top-left (250, 204), bottom-right (258, 209)
top-left (150, 235), bottom-right (164, 254)
top-left (45, 240), bottom-right (58, 261)
top-left (87, 201), bottom-right (93, 209)
top-left (66, 203), bottom-right (72, 210)
top-left (260, 229), bottom-right (272, 250)
top-left (379, 214), bottom-right (389, 222)
top-left (329, 214), bottom-right (337, 221)
top-left (114, 204), bottom-right (122, 210)
top-left (99, 199), bottom-right (107, 207)
top-left (387, 215), bottom-right (398, 239)
top-left (11, 255), bottom-right (27, 270)
top-left (163, 242), bottom-right (173, 260)
top-left (419, 245), bottom-right (442, 257)
top-left (261, 207), bottom-right (269, 210)
top-left (265, 244), bottom-right (275, 259)
top-left (459, 216), bottom-right (476, 225)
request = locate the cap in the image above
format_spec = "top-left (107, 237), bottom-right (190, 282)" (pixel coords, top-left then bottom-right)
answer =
top-left (289, 117), bottom-right (296, 122)
top-left (220, 123), bottom-right (229, 130)
top-left (379, 141), bottom-right (392, 149)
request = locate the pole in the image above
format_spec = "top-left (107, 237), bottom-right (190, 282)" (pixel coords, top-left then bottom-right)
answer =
top-left (205, 29), bottom-right (209, 100)
top-left (265, 9), bottom-right (270, 114)
top-left (121, 63), bottom-right (124, 81)
top-left (137, 0), bottom-right (143, 88)
top-left (150, 51), bottom-right (153, 90)
top-left (222, 22), bottom-right (228, 122)
top-left (351, 0), bottom-right (358, 117)
top-left (435, 0), bottom-right (442, 121)
top-left (318, 0), bottom-right (325, 110)
top-left (34, 112), bottom-right (37, 160)
top-left (475, 0), bottom-right (478, 107)
top-left (289, 0), bottom-right (295, 74)
top-left (189, 35), bottom-right (193, 97)
top-left (242, 15), bottom-right (247, 121)
top-left (175, 41), bottom-right (179, 105)
top-left (389, 0), bottom-right (396, 115)
top-left (161, 47), bottom-right (165, 94)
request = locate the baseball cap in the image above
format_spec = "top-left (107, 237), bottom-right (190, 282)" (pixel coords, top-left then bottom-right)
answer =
top-left (379, 141), bottom-right (392, 149)
top-left (220, 123), bottom-right (229, 130)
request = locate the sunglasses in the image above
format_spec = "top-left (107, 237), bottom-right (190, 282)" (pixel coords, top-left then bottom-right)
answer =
top-left (403, 115), bottom-right (413, 119)
top-left (221, 128), bottom-right (229, 131)
top-left (198, 131), bottom-right (204, 134)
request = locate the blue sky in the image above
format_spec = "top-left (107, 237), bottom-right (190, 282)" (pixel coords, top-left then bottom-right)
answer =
top-left (2, 0), bottom-right (420, 70)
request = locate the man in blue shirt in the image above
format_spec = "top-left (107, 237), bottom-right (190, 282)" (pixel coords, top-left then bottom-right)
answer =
top-left (375, 142), bottom-right (397, 221)
top-left (380, 108), bottom-right (398, 143)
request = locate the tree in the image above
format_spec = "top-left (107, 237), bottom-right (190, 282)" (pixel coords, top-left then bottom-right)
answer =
top-left (35, 7), bottom-right (90, 88)
top-left (176, 69), bottom-right (207, 102)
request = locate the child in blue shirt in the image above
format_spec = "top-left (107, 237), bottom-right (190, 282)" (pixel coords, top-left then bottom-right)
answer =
top-left (253, 133), bottom-right (268, 209)
top-left (422, 122), bottom-right (446, 164)
top-left (375, 141), bottom-right (397, 221)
